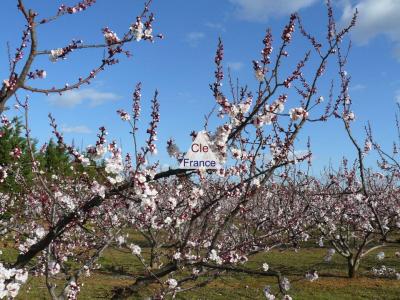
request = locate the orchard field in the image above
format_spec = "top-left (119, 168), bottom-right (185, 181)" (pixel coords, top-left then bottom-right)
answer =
top-left (2, 239), bottom-right (400, 299)
top-left (1, 0), bottom-right (400, 299)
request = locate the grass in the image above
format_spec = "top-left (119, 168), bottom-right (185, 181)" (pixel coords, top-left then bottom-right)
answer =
top-left (3, 242), bottom-right (400, 299)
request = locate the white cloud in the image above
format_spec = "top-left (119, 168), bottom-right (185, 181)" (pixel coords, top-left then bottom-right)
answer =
top-left (61, 125), bottom-right (92, 134)
top-left (340, 0), bottom-right (400, 61)
top-left (230, 0), bottom-right (318, 22)
top-left (227, 61), bottom-right (244, 71)
top-left (48, 88), bottom-right (120, 108)
top-left (185, 32), bottom-right (205, 47)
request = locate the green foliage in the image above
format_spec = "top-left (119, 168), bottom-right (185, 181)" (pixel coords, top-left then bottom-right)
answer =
top-left (36, 139), bottom-right (73, 178)
top-left (0, 115), bottom-right (107, 197)
top-left (0, 117), bottom-right (35, 194)
top-left (0, 117), bottom-right (78, 195)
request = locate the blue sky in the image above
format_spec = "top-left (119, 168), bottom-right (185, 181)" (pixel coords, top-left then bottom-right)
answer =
top-left (1, 0), bottom-right (400, 172)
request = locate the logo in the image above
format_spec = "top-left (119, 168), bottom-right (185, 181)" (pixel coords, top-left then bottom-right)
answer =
top-left (179, 131), bottom-right (222, 169)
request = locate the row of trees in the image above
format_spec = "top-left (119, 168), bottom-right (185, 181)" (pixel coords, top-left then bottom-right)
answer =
top-left (0, 117), bottom-right (74, 193)
top-left (0, 1), bottom-right (399, 299)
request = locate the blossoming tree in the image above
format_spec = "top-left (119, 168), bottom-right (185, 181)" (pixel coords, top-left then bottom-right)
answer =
top-left (2, 1), bottom-right (391, 299)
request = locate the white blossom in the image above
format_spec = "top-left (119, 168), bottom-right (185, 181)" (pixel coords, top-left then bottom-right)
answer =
top-left (59, 195), bottom-right (76, 211)
top-left (289, 107), bottom-right (308, 121)
top-left (165, 278), bottom-right (178, 289)
top-left (192, 268), bottom-right (200, 275)
top-left (48, 261), bottom-right (61, 275)
top-left (14, 269), bottom-right (28, 283)
top-left (6, 282), bottom-right (20, 298)
top-left (167, 140), bottom-right (180, 158)
top-left (105, 153), bottom-right (124, 175)
top-left (116, 236), bottom-right (125, 246)
top-left (255, 69), bottom-right (264, 82)
top-left (173, 252), bottom-right (181, 260)
top-left (280, 277), bottom-right (290, 291)
top-left (343, 111), bottom-right (356, 122)
top-left (262, 263), bottom-right (269, 272)
top-left (38, 70), bottom-right (47, 79)
top-left (209, 249), bottom-right (222, 265)
top-left (168, 197), bottom-right (177, 209)
top-left (130, 20), bottom-right (144, 41)
top-left (96, 144), bottom-right (107, 158)
top-left (49, 48), bottom-right (64, 62)
top-left (305, 270), bottom-right (319, 282)
top-left (263, 286), bottom-right (275, 300)
top-left (144, 28), bottom-right (153, 38)
top-left (91, 181), bottom-right (106, 198)
top-left (35, 227), bottom-right (46, 238)
top-left (129, 244), bottom-right (141, 256)
top-left (104, 30), bottom-right (119, 45)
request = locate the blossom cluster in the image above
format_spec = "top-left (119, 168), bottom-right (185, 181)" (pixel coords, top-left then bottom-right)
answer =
top-left (103, 27), bottom-right (120, 45)
top-left (0, 264), bottom-right (28, 299)
top-left (289, 107), bottom-right (308, 121)
top-left (57, 0), bottom-right (96, 15)
top-left (166, 139), bottom-right (180, 159)
top-left (210, 124), bottom-right (232, 164)
top-left (371, 265), bottom-right (400, 280)
top-left (129, 17), bottom-right (154, 41)
top-left (282, 14), bottom-right (296, 42)
top-left (253, 95), bottom-right (287, 128)
top-left (104, 143), bottom-right (124, 184)
top-left (48, 40), bottom-right (83, 62)
top-left (305, 270), bottom-right (319, 282)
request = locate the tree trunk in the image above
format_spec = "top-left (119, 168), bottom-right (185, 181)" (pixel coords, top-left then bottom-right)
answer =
top-left (347, 257), bottom-right (360, 278)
